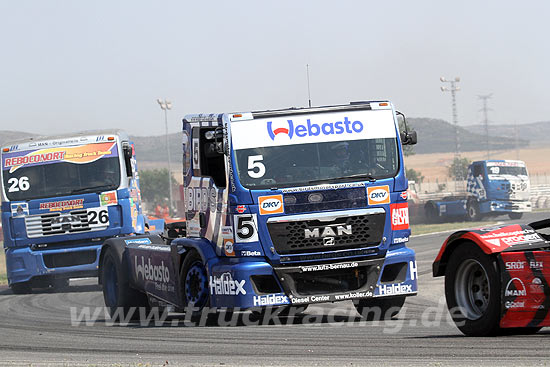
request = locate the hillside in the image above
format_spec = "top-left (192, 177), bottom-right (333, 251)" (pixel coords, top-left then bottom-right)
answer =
top-left (407, 118), bottom-right (529, 154)
top-left (462, 121), bottom-right (550, 144)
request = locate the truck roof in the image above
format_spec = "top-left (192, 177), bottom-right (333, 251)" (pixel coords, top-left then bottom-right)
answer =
top-left (1, 129), bottom-right (129, 151)
top-left (183, 100), bottom-right (392, 126)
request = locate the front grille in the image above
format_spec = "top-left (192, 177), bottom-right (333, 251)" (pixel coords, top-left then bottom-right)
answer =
top-left (267, 209), bottom-right (385, 255)
top-left (43, 250), bottom-right (97, 268)
top-left (25, 208), bottom-right (109, 238)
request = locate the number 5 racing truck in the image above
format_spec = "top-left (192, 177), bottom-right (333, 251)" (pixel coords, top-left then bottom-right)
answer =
top-left (1, 130), bottom-right (148, 293)
top-left (433, 219), bottom-right (550, 336)
top-left (99, 101), bottom-right (419, 320)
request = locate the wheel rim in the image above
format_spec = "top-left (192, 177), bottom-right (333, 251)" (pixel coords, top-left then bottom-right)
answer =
top-left (454, 259), bottom-right (490, 320)
top-left (185, 261), bottom-right (208, 308)
top-left (468, 205), bottom-right (476, 219)
top-left (103, 257), bottom-right (118, 307)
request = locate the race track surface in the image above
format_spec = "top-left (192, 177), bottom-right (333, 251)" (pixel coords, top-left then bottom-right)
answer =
top-left (1, 212), bottom-right (550, 366)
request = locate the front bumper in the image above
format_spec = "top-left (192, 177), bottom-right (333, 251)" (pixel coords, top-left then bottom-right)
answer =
top-left (207, 246), bottom-right (417, 309)
top-left (484, 200), bottom-right (532, 213)
top-left (5, 244), bottom-right (102, 285)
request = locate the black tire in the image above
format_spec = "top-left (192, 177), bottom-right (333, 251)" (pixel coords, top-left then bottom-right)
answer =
top-left (10, 281), bottom-right (32, 294)
top-left (444, 243), bottom-right (501, 336)
top-left (101, 247), bottom-right (149, 321)
top-left (508, 212), bottom-right (523, 220)
top-left (425, 202), bottom-right (440, 223)
top-left (180, 249), bottom-right (210, 315)
top-left (466, 201), bottom-right (482, 221)
top-left (353, 296), bottom-right (406, 320)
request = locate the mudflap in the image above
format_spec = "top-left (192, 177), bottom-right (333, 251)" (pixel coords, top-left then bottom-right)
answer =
top-left (125, 236), bottom-right (182, 307)
top-left (499, 251), bottom-right (550, 328)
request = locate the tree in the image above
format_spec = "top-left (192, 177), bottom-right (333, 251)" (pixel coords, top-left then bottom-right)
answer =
top-left (447, 156), bottom-right (471, 181)
top-left (406, 168), bottom-right (424, 183)
top-left (139, 168), bottom-right (176, 206)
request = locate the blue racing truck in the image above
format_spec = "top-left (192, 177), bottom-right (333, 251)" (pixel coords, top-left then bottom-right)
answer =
top-left (425, 160), bottom-right (531, 222)
top-left (1, 130), bottom-right (147, 293)
top-left (99, 101), bottom-right (418, 320)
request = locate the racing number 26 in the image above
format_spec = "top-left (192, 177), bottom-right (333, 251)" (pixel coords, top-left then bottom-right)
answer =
top-left (88, 209), bottom-right (108, 225)
top-left (7, 176), bottom-right (30, 192)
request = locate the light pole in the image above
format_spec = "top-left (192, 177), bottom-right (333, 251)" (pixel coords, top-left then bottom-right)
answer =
top-left (478, 94), bottom-right (493, 159)
top-left (440, 76), bottom-right (462, 189)
top-left (157, 98), bottom-right (173, 215)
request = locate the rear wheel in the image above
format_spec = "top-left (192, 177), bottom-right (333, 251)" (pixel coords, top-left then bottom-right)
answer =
top-left (353, 296), bottom-right (406, 320)
top-left (101, 247), bottom-right (149, 321)
top-left (508, 212), bottom-right (523, 220)
top-left (444, 243), bottom-right (500, 336)
top-left (466, 201), bottom-right (482, 221)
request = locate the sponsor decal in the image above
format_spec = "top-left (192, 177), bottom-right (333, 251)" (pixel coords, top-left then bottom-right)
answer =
top-left (530, 260), bottom-right (543, 270)
top-left (209, 273), bottom-right (246, 296)
top-left (300, 262), bottom-right (359, 273)
top-left (221, 226), bottom-right (235, 257)
top-left (367, 185), bottom-right (390, 205)
top-left (124, 238), bottom-right (152, 245)
top-left (378, 283), bottom-right (414, 296)
top-left (241, 250), bottom-right (262, 257)
top-left (258, 194), bottom-right (284, 215)
top-left (400, 191), bottom-right (408, 200)
top-left (291, 295), bottom-right (330, 304)
top-left (236, 205), bottom-right (246, 214)
top-left (530, 277), bottom-right (545, 295)
top-left (253, 294), bottom-right (289, 307)
top-left (100, 191), bottom-right (118, 206)
top-left (504, 277), bottom-right (527, 297)
top-left (480, 228), bottom-right (542, 247)
top-left (333, 291), bottom-right (373, 301)
top-left (3, 142), bottom-right (117, 173)
top-left (266, 117), bottom-right (364, 141)
top-left (393, 236), bottom-right (409, 244)
top-left (390, 203), bottom-right (409, 230)
top-left (134, 256), bottom-right (170, 284)
top-left (280, 182), bottom-right (365, 193)
top-left (136, 244), bottom-right (170, 251)
top-left (10, 202), bottom-right (29, 217)
top-left (505, 260), bottom-right (526, 270)
top-left (505, 301), bottom-right (525, 309)
top-left (185, 186), bottom-right (221, 213)
top-left (40, 199), bottom-right (84, 212)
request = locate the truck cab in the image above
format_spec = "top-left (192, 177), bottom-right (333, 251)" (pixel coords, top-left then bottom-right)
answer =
top-left (100, 101), bottom-right (418, 319)
top-left (1, 130), bottom-right (146, 293)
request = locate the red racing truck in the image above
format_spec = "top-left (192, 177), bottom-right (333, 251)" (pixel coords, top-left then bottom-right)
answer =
top-left (433, 220), bottom-right (550, 336)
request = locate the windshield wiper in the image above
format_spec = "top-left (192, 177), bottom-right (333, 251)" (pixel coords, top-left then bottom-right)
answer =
top-left (308, 173), bottom-right (377, 185)
top-left (70, 185), bottom-right (114, 194)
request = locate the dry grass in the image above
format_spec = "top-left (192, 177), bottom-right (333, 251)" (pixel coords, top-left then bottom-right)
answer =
top-left (405, 146), bottom-right (550, 182)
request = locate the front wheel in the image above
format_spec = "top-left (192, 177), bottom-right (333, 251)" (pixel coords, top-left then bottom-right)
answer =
top-left (101, 247), bottom-right (149, 321)
top-left (180, 249), bottom-right (210, 314)
top-left (10, 281), bottom-right (32, 294)
top-left (508, 212), bottom-right (523, 220)
top-left (353, 296), bottom-right (406, 320)
top-left (444, 243), bottom-right (500, 336)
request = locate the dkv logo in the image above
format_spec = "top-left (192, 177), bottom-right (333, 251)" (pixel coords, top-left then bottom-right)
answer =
top-left (267, 117), bottom-right (364, 140)
top-left (367, 185), bottom-right (390, 205)
top-left (258, 195), bottom-right (284, 215)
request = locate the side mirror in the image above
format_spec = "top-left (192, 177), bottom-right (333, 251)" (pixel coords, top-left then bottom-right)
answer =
top-left (401, 130), bottom-right (417, 145)
top-left (122, 143), bottom-right (133, 177)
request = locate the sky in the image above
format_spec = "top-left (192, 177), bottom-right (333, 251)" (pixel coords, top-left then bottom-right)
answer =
top-left (1, 0), bottom-right (549, 136)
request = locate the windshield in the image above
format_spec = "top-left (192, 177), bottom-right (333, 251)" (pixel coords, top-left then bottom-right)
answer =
top-left (487, 164), bottom-right (528, 177)
top-left (231, 109), bottom-right (399, 190)
top-left (2, 142), bottom-right (120, 201)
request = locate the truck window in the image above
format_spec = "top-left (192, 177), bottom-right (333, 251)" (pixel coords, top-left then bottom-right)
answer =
top-left (473, 164), bottom-right (483, 177)
top-left (198, 128), bottom-right (227, 188)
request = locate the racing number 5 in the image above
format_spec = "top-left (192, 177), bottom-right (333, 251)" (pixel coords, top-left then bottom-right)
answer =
top-left (234, 214), bottom-right (259, 243)
top-left (248, 155), bottom-right (265, 178)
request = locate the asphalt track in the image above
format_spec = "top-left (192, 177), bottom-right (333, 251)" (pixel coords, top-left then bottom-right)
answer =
top-left (1, 213), bottom-right (550, 366)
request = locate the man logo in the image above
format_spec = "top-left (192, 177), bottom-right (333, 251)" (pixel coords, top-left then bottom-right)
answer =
top-left (367, 185), bottom-right (390, 205)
